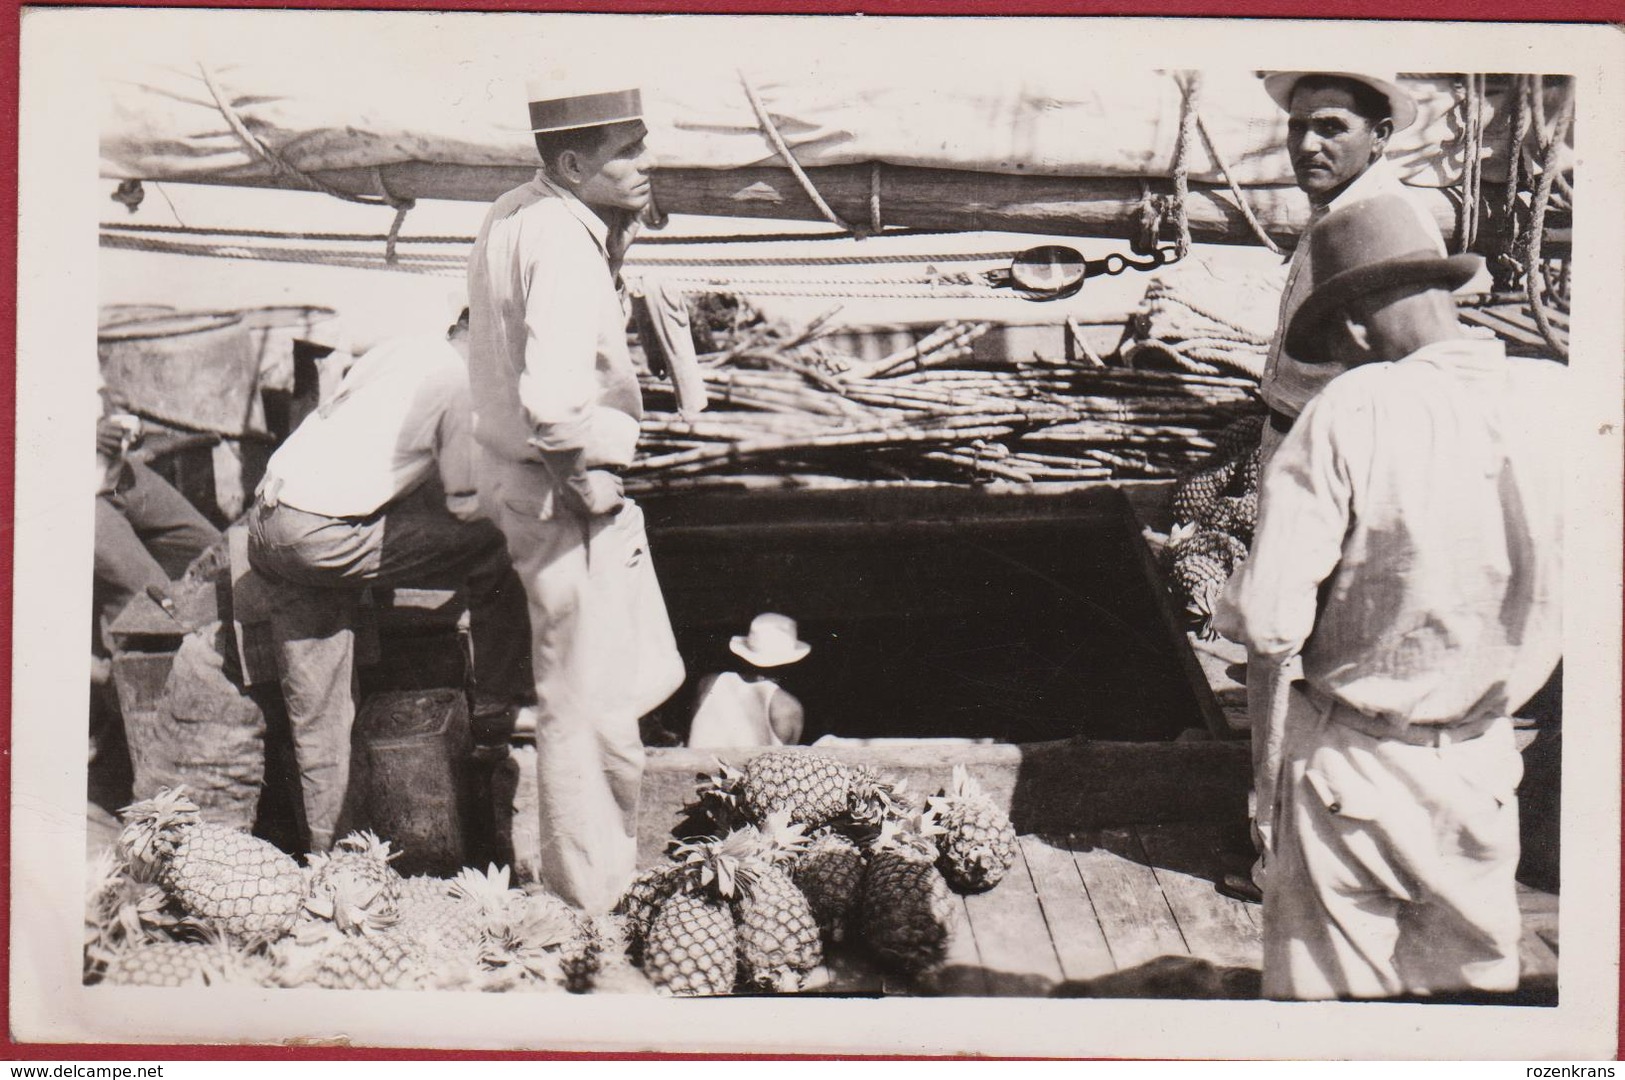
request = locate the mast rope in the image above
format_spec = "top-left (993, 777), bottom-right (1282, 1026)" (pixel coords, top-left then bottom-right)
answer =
top-left (1525, 78), bottom-right (1574, 362)
top-left (197, 63), bottom-right (416, 260)
top-left (738, 70), bottom-right (865, 238)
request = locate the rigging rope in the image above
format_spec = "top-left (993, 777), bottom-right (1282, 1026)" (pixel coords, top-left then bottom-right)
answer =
top-left (197, 63), bottom-right (416, 261)
top-left (1169, 72), bottom-right (1198, 260)
top-left (1526, 79), bottom-right (1575, 362)
top-left (100, 220), bottom-right (1025, 269)
top-left (738, 70), bottom-right (864, 237)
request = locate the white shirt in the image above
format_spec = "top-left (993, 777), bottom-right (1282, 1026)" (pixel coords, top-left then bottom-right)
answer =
top-left (466, 173), bottom-right (643, 476)
top-left (688, 672), bottom-right (786, 749)
top-left (1217, 338), bottom-right (1564, 726)
top-left (1261, 158), bottom-right (1445, 419)
top-left (261, 335), bottom-right (478, 520)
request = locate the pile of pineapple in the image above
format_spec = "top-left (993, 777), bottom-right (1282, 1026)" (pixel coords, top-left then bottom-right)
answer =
top-left (85, 787), bottom-right (620, 993)
top-left (1162, 414), bottom-right (1265, 640)
top-left (616, 752), bottom-right (1019, 995)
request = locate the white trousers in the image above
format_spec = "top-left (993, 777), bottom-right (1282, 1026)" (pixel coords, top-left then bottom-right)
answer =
top-left (1264, 686), bottom-right (1524, 1000)
top-left (488, 461), bottom-right (684, 913)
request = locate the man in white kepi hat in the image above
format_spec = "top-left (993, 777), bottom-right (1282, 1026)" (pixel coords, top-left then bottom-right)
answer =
top-left (1221, 69), bottom-right (1448, 907)
top-left (466, 81), bottom-right (684, 913)
top-left (688, 613), bottom-right (811, 749)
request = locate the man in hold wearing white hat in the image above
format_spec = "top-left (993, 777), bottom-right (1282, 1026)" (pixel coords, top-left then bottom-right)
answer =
top-left (1226, 71), bottom-right (1449, 905)
top-left (1217, 194), bottom-right (1563, 999)
top-left (466, 83), bottom-right (684, 913)
top-left (248, 305), bottom-right (533, 853)
top-left (689, 613), bottom-right (809, 749)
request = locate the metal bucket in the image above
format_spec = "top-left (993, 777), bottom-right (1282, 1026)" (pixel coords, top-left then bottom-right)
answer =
top-left (98, 312), bottom-right (259, 436)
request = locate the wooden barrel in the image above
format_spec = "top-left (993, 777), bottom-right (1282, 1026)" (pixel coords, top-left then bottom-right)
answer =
top-left (98, 312), bottom-right (259, 436)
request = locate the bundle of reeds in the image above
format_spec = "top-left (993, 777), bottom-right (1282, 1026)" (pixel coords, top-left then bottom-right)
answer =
top-left (627, 307), bottom-right (1262, 493)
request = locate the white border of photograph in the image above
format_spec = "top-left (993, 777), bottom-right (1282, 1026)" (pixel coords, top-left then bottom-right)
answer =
top-left (12, 8), bottom-right (1622, 1058)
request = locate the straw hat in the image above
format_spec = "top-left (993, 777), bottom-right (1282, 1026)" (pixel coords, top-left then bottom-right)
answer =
top-left (730, 613), bottom-right (811, 668)
top-left (526, 81), bottom-right (643, 135)
top-left (1261, 71), bottom-right (1419, 132)
top-left (1284, 195), bottom-right (1483, 357)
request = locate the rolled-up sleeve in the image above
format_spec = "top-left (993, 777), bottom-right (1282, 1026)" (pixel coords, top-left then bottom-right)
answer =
top-left (1215, 391), bottom-right (1357, 658)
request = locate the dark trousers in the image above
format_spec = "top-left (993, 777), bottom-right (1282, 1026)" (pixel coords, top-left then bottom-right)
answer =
top-left (94, 461), bottom-right (221, 652)
top-left (246, 481), bottom-right (532, 850)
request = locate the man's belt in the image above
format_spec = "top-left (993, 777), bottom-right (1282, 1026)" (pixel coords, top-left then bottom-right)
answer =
top-left (1268, 407), bottom-right (1297, 435)
top-left (1304, 684), bottom-right (1501, 747)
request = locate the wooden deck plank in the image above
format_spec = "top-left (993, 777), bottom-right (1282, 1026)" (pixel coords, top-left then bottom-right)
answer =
top-left (960, 842), bottom-right (1066, 993)
top-left (1020, 834), bottom-right (1115, 983)
top-left (1070, 828), bottom-right (1187, 970)
top-left (1136, 823), bottom-right (1262, 971)
top-left (1519, 922), bottom-right (1560, 985)
top-left (806, 946), bottom-right (885, 996)
top-left (934, 894), bottom-right (992, 996)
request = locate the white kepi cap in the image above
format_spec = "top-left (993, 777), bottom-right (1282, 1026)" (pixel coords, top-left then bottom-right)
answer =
top-left (526, 79), bottom-right (643, 134)
top-left (1261, 71), bottom-right (1419, 132)
top-left (730, 612), bottom-right (811, 668)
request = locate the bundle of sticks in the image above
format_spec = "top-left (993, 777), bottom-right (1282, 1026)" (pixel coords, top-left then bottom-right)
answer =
top-left (627, 306), bottom-right (1263, 493)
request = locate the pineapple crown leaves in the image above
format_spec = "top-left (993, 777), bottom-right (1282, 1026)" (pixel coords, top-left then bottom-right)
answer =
top-left (114, 787), bottom-right (201, 870)
top-left (332, 829), bottom-right (401, 864)
top-left (1167, 521), bottom-right (1200, 549)
top-left (672, 828), bottom-right (762, 900)
top-left (449, 863), bottom-right (526, 923)
top-left (752, 809), bottom-right (811, 866)
top-left (680, 761), bottom-right (751, 834)
top-left (846, 768), bottom-right (913, 829)
top-left (303, 870), bottom-right (399, 936)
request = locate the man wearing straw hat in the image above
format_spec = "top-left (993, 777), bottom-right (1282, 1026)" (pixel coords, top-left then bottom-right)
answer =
top-left (466, 82), bottom-right (684, 913)
top-left (1216, 194), bottom-right (1563, 999)
top-left (1226, 71), bottom-right (1448, 905)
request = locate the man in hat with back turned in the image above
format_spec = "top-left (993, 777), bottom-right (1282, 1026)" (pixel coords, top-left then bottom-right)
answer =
top-left (1216, 194), bottom-right (1564, 1000)
top-left (1227, 71), bottom-right (1448, 905)
top-left (466, 83), bottom-right (684, 913)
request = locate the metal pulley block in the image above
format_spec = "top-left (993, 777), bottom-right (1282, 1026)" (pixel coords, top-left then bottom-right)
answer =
top-left (984, 244), bottom-right (1181, 301)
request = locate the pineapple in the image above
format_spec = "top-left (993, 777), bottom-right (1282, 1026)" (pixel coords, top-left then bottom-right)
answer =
top-left (614, 861), bottom-right (687, 963)
top-left (310, 831), bottom-right (403, 914)
top-left (309, 930), bottom-right (434, 991)
top-left (1172, 456), bottom-right (1239, 526)
top-left (117, 787), bottom-right (306, 939)
top-left (681, 762), bottom-right (752, 837)
top-left (730, 814), bottom-right (822, 993)
top-left (734, 863), bottom-right (822, 992)
top-left (393, 874), bottom-right (484, 962)
top-left (927, 765), bottom-right (1018, 893)
top-left (99, 940), bottom-right (224, 988)
top-left (642, 892), bottom-right (738, 997)
top-left (1165, 524), bottom-right (1248, 641)
top-left (476, 885), bottom-right (581, 992)
top-left (846, 766), bottom-right (915, 832)
top-left (792, 829), bottom-right (866, 943)
top-left (858, 821), bottom-right (957, 978)
top-left (740, 751), bottom-right (854, 828)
